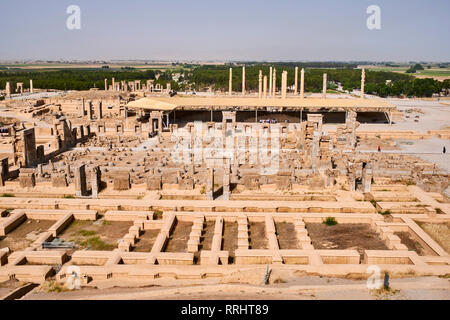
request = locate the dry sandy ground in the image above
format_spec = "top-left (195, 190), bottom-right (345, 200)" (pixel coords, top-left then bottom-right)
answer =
top-left (324, 99), bottom-right (450, 172)
top-left (21, 275), bottom-right (450, 300)
top-left (395, 137), bottom-right (450, 172)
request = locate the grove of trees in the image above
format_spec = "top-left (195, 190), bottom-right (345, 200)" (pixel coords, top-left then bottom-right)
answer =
top-left (1, 64), bottom-right (449, 98)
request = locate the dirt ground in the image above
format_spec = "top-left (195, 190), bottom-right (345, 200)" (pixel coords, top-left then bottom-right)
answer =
top-left (417, 222), bottom-right (450, 254)
top-left (222, 222), bottom-right (238, 261)
top-left (305, 223), bottom-right (388, 258)
top-left (358, 138), bottom-right (400, 151)
top-left (0, 219), bottom-right (55, 252)
top-left (164, 221), bottom-right (192, 253)
top-left (133, 229), bottom-right (160, 252)
top-left (199, 221), bottom-right (215, 251)
top-left (276, 222), bottom-right (300, 249)
top-left (20, 275), bottom-right (450, 300)
top-left (249, 222), bottom-right (268, 249)
top-left (0, 279), bottom-right (24, 297)
top-left (58, 219), bottom-right (133, 251)
top-left (395, 232), bottom-right (425, 255)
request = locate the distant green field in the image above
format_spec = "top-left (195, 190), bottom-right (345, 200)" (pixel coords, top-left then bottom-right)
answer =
top-left (0, 64), bottom-right (183, 72)
top-left (365, 66), bottom-right (450, 78)
top-left (415, 69), bottom-right (450, 77)
top-left (366, 67), bottom-right (409, 72)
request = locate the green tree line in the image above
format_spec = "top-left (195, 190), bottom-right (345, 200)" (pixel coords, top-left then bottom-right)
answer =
top-left (1, 65), bottom-right (449, 98)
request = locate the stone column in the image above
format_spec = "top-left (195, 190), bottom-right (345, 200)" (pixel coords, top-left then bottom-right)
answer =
top-left (300, 68), bottom-right (305, 98)
top-left (5, 82), bottom-right (11, 97)
top-left (258, 70), bottom-right (263, 99)
top-left (269, 67), bottom-right (273, 97)
top-left (206, 167), bottom-right (214, 200)
top-left (87, 101), bottom-right (93, 120)
top-left (112, 78), bottom-right (115, 91)
top-left (272, 68), bottom-right (277, 96)
top-left (322, 73), bottom-right (327, 99)
top-left (30, 79), bottom-right (33, 93)
top-left (311, 132), bottom-right (319, 173)
top-left (361, 163), bottom-right (373, 193)
top-left (97, 101), bottom-right (103, 119)
top-left (0, 157), bottom-right (9, 186)
top-left (226, 67), bottom-right (231, 95)
top-left (91, 166), bottom-right (101, 198)
top-left (242, 66), bottom-right (245, 95)
top-left (361, 68), bottom-right (365, 99)
top-left (75, 164), bottom-right (87, 197)
top-left (79, 98), bottom-right (85, 117)
top-left (346, 110), bottom-right (358, 148)
top-left (65, 163), bottom-right (71, 177)
top-left (223, 164), bottom-right (230, 200)
top-left (263, 75), bottom-right (267, 98)
top-left (22, 128), bottom-right (37, 167)
top-left (281, 71), bottom-right (287, 99)
top-left (294, 66), bottom-right (298, 95)
top-left (348, 172), bottom-right (356, 192)
top-left (104, 79), bottom-right (107, 91)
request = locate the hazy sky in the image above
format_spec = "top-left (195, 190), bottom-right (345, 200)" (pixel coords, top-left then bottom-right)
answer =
top-left (0, 0), bottom-right (449, 61)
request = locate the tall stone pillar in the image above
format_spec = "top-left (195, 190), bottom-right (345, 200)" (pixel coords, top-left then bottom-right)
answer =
top-left (87, 101), bottom-right (93, 120)
top-left (300, 68), bottom-right (305, 98)
top-left (348, 172), bottom-right (356, 192)
top-left (263, 76), bottom-right (267, 98)
top-left (229, 68), bottom-right (232, 95)
top-left (75, 164), bottom-right (87, 197)
top-left (242, 66), bottom-right (245, 95)
top-left (223, 164), bottom-right (230, 200)
top-left (294, 66), bottom-right (298, 95)
top-left (0, 157), bottom-right (9, 186)
top-left (97, 101), bottom-right (103, 119)
top-left (269, 67), bottom-right (273, 97)
top-left (311, 130), bottom-right (319, 173)
top-left (361, 163), bottom-right (372, 193)
top-left (206, 167), bottom-right (214, 200)
top-left (30, 79), bottom-right (33, 93)
top-left (322, 73), bottom-right (327, 99)
top-left (112, 78), bottom-right (115, 91)
top-left (281, 71), bottom-right (287, 99)
top-left (104, 79), bottom-right (108, 91)
top-left (22, 128), bottom-right (37, 167)
top-left (5, 82), bottom-right (11, 97)
top-left (65, 163), bottom-right (71, 177)
top-left (80, 98), bottom-right (85, 117)
top-left (361, 68), bottom-right (365, 99)
top-left (258, 70), bottom-right (263, 99)
top-left (91, 166), bottom-right (101, 198)
top-left (272, 68), bottom-right (277, 96)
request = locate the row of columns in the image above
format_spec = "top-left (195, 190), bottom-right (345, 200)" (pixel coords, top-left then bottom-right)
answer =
top-left (228, 66), bottom-right (307, 99)
top-left (226, 66), bottom-right (366, 99)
